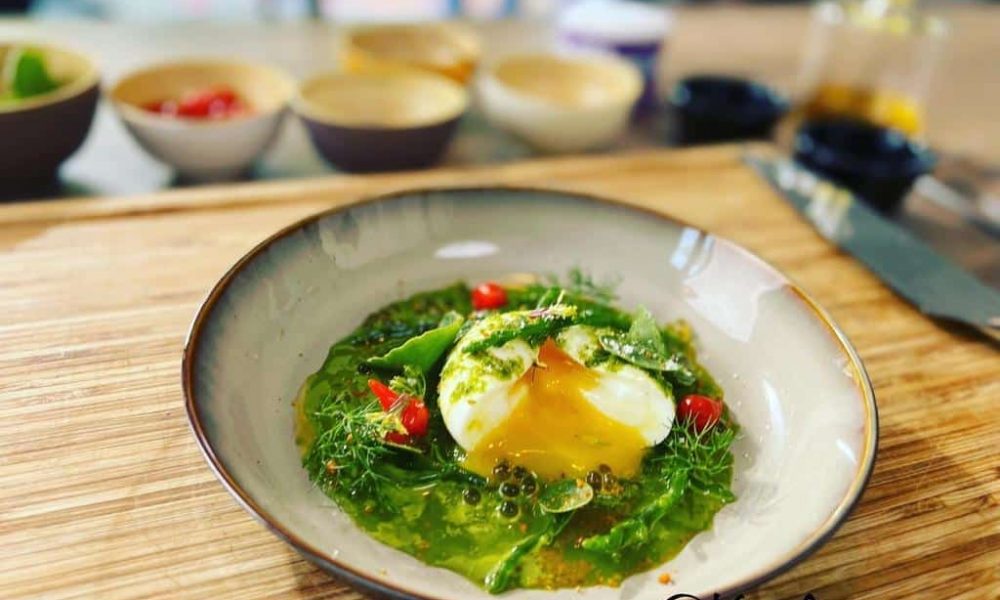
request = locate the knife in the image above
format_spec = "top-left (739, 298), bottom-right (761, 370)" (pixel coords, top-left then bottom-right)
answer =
top-left (744, 153), bottom-right (1000, 341)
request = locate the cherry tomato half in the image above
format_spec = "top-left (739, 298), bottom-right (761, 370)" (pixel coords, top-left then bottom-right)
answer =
top-left (471, 282), bottom-right (507, 310)
top-left (677, 394), bottom-right (723, 431)
top-left (384, 431), bottom-right (411, 445)
top-left (401, 399), bottom-right (430, 437)
top-left (142, 99), bottom-right (177, 115)
top-left (143, 86), bottom-right (248, 119)
top-left (368, 380), bottom-right (430, 440)
top-left (367, 378), bottom-right (398, 411)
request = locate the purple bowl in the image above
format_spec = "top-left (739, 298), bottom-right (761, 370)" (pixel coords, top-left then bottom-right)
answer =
top-left (300, 114), bottom-right (462, 173)
top-left (293, 70), bottom-right (467, 173)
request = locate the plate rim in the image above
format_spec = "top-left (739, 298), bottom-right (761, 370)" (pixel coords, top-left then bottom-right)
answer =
top-left (182, 184), bottom-right (879, 599)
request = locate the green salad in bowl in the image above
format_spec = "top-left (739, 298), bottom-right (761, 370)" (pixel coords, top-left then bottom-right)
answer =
top-left (0, 47), bottom-right (64, 106)
top-left (294, 271), bottom-right (736, 593)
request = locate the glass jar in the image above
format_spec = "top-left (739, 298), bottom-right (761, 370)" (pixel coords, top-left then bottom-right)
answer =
top-left (796, 0), bottom-right (948, 137)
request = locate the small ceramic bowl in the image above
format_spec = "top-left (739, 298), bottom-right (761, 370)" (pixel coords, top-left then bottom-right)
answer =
top-left (794, 118), bottom-right (936, 213)
top-left (0, 43), bottom-right (99, 181)
top-left (184, 186), bottom-right (877, 600)
top-left (557, 0), bottom-right (673, 112)
top-left (668, 75), bottom-right (789, 145)
top-left (110, 60), bottom-right (295, 181)
top-left (293, 68), bottom-right (467, 173)
top-left (341, 23), bottom-right (481, 85)
top-left (477, 53), bottom-right (642, 153)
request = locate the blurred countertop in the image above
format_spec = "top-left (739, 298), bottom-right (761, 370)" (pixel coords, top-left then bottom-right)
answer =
top-left (0, 3), bottom-right (998, 200)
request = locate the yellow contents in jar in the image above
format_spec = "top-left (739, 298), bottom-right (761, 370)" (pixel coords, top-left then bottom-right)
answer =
top-left (801, 82), bottom-right (924, 135)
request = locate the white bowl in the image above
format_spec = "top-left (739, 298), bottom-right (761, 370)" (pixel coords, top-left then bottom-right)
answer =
top-left (110, 60), bottom-right (295, 181)
top-left (184, 187), bottom-right (877, 599)
top-left (477, 53), bottom-right (642, 153)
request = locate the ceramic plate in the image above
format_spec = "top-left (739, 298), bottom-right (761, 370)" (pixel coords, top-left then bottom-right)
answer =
top-left (184, 187), bottom-right (877, 599)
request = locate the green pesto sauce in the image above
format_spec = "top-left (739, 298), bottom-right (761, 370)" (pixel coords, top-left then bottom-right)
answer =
top-left (295, 282), bottom-right (735, 592)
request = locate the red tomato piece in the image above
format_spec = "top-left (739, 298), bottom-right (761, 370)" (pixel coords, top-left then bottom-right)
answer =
top-left (678, 394), bottom-right (723, 431)
top-left (176, 91), bottom-right (215, 118)
top-left (143, 87), bottom-right (247, 119)
top-left (384, 431), bottom-right (410, 445)
top-left (401, 399), bottom-right (430, 437)
top-left (143, 99), bottom-right (178, 115)
top-left (367, 379), bottom-right (398, 411)
top-left (471, 282), bottom-right (508, 310)
top-left (209, 88), bottom-right (238, 105)
top-left (176, 87), bottom-right (245, 118)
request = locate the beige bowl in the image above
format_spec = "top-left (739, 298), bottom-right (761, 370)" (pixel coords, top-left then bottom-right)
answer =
top-left (341, 23), bottom-right (481, 84)
top-left (477, 52), bottom-right (642, 153)
top-left (110, 60), bottom-right (295, 181)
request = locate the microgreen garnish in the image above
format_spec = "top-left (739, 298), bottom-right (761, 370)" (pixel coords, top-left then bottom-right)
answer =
top-left (551, 267), bottom-right (619, 303)
top-left (389, 365), bottom-right (426, 398)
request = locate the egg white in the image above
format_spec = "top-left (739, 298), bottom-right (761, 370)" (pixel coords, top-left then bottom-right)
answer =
top-left (437, 314), bottom-right (675, 454)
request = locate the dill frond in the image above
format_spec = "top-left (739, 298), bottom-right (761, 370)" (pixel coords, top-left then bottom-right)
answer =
top-left (303, 393), bottom-right (399, 500)
top-left (650, 421), bottom-right (737, 499)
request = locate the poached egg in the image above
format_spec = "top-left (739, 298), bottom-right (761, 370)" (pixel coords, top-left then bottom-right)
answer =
top-left (438, 312), bottom-right (675, 480)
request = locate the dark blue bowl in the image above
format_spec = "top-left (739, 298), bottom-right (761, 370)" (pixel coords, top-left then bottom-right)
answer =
top-left (668, 75), bottom-right (789, 145)
top-left (794, 119), bottom-right (936, 213)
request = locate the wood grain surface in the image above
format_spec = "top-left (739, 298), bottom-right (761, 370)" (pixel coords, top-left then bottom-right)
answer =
top-left (1, 145), bottom-right (997, 600)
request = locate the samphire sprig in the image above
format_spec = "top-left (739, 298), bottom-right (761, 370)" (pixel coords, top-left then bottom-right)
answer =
top-left (580, 421), bottom-right (736, 558)
top-left (463, 304), bottom-right (579, 354)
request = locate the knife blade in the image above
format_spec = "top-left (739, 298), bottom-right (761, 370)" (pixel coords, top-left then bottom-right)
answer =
top-left (744, 153), bottom-right (1000, 341)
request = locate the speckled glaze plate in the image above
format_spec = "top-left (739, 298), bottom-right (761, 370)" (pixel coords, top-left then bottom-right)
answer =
top-left (183, 187), bottom-right (877, 599)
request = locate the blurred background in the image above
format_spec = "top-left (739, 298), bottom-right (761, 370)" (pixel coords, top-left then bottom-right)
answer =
top-left (3, 1), bottom-right (805, 21)
top-left (0, 0), bottom-right (997, 259)
top-left (0, 1), bottom-right (996, 323)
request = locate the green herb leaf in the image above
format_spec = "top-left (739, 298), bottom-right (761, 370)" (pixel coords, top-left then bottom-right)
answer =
top-left (538, 478), bottom-right (594, 513)
top-left (367, 311), bottom-right (464, 373)
top-left (4, 49), bottom-right (60, 99)
top-left (597, 307), bottom-right (696, 383)
top-left (628, 306), bottom-right (666, 355)
top-left (598, 333), bottom-right (685, 372)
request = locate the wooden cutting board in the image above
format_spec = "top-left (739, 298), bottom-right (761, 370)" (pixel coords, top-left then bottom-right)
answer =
top-left (1, 145), bottom-right (997, 600)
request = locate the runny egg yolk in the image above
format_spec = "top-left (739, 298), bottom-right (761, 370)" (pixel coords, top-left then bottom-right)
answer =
top-left (463, 339), bottom-right (650, 480)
